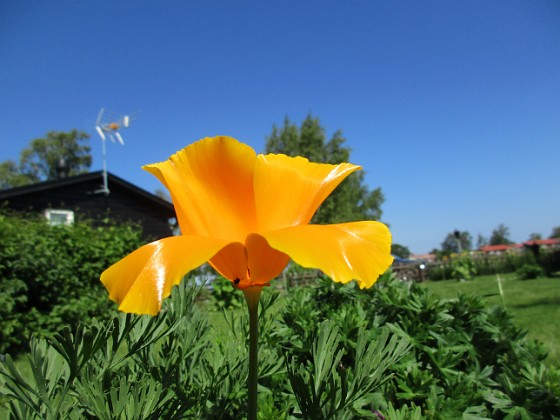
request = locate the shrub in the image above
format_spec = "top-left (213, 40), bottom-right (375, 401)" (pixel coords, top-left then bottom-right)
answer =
top-left (540, 250), bottom-right (560, 276)
top-left (425, 262), bottom-right (453, 281)
top-left (0, 210), bottom-right (145, 354)
top-left (427, 251), bottom-right (547, 281)
top-left (1, 272), bottom-right (558, 418)
top-left (209, 275), bottom-right (244, 310)
top-left (450, 255), bottom-right (477, 281)
top-left (516, 263), bottom-right (545, 280)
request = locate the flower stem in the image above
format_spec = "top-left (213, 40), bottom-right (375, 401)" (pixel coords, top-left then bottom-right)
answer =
top-left (243, 286), bottom-right (262, 420)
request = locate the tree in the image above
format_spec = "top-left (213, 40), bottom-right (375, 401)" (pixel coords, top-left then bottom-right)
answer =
top-left (0, 160), bottom-right (31, 189)
top-left (476, 234), bottom-right (488, 248)
top-left (265, 115), bottom-right (384, 224)
top-left (391, 244), bottom-right (411, 259)
top-left (0, 130), bottom-right (91, 189)
top-left (441, 230), bottom-right (473, 254)
top-left (489, 224), bottom-right (512, 245)
top-left (550, 227), bottom-right (560, 239)
top-left (528, 233), bottom-right (542, 241)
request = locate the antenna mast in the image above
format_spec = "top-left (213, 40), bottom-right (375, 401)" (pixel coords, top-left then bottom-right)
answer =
top-left (94, 108), bottom-right (131, 195)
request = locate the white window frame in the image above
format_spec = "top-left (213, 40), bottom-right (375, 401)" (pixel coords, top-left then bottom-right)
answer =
top-left (44, 209), bottom-right (75, 226)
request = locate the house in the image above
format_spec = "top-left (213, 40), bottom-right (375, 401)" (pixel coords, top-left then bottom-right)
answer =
top-left (0, 170), bottom-right (176, 240)
top-left (478, 244), bottom-right (522, 254)
top-left (522, 238), bottom-right (560, 249)
top-left (479, 239), bottom-right (560, 256)
top-left (410, 253), bottom-right (437, 263)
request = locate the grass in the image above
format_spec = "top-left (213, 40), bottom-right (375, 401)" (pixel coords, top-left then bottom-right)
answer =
top-left (420, 274), bottom-right (560, 366)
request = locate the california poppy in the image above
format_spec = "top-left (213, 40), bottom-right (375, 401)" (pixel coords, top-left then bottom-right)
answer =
top-left (101, 136), bottom-right (392, 315)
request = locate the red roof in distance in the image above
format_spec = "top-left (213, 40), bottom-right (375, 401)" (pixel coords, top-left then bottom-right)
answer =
top-left (479, 244), bottom-right (521, 252)
top-left (479, 238), bottom-right (559, 252)
top-left (523, 238), bottom-right (560, 247)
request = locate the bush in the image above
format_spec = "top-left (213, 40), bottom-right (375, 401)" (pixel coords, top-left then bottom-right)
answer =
top-left (472, 252), bottom-right (537, 276)
top-left (1, 272), bottom-right (558, 418)
top-left (209, 275), bottom-right (244, 310)
top-left (540, 250), bottom-right (560, 276)
top-left (516, 263), bottom-right (545, 280)
top-left (0, 210), bottom-right (145, 354)
top-left (450, 255), bottom-right (477, 281)
top-left (427, 251), bottom-right (549, 281)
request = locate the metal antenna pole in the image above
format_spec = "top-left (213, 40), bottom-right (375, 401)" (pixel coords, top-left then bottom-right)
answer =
top-left (94, 108), bottom-right (131, 195)
top-left (101, 137), bottom-right (109, 195)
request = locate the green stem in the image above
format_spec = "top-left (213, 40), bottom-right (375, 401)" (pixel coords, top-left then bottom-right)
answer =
top-left (243, 287), bottom-right (262, 420)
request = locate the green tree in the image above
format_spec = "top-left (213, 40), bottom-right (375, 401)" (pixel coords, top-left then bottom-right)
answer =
top-left (391, 243), bottom-right (411, 259)
top-left (441, 230), bottom-right (473, 254)
top-left (489, 224), bottom-right (513, 245)
top-left (265, 115), bottom-right (384, 224)
top-left (0, 160), bottom-right (31, 189)
top-left (550, 226), bottom-right (560, 239)
top-left (0, 130), bottom-right (91, 189)
top-left (476, 234), bottom-right (488, 248)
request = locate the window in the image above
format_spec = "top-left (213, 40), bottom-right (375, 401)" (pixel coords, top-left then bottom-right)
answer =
top-left (44, 209), bottom-right (74, 226)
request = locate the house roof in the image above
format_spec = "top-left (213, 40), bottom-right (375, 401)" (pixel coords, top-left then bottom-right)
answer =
top-left (0, 170), bottom-right (174, 213)
top-left (479, 244), bottom-right (521, 252)
top-left (479, 238), bottom-right (560, 253)
top-left (523, 238), bottom-right (560, 247)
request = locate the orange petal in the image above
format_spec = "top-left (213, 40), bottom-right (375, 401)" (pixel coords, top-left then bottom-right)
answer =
top-left (262, 222), bottom-right (393, 289)
top-left (101, 236), bottom-right (231, 315)
top-left (253, 153), bottom-right (360, 231)
top-left (208, 241), bottom-right (248, 283)
top-left (143, 136), bottom-right (258, 241)
top-left (208, 237), bottom-right (290, 289)
top-left (245, 233), bottom-right (290, 288)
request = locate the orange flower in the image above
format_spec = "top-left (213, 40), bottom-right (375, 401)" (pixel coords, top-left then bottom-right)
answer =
top-left (101, 136), bottom-right (392, 315)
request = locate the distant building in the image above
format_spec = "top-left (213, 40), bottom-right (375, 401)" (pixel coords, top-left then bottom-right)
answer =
top-left (0, 171), bottom-right (176, 240)
top-left (478, 244), bottom-right (523, 254)
top-left (410, 253), bottom-right (437, 263)
top-left (522, 238), bottom-right (560, 249)
top-left (479, 240), bottom-right (560, 255)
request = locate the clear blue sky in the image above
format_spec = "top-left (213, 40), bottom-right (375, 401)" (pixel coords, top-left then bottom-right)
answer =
top-left (1, 1), bottom-right (559, 253)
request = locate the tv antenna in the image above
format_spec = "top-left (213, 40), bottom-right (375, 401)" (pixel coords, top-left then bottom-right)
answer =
top-left (94, 108), bottom-right (134, 195)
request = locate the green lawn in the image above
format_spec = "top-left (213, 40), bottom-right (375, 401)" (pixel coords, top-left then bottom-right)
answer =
top-left (420, 274), bottom-right (560, 366)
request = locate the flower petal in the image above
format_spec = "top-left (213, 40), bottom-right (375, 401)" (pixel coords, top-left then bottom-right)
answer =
top-left (262, 222), bottom-right (393, 289)
top-left (208, 242), bottom-right (248, 283)
top-left (245, 233), bottom-right (290, 288)
top-left (143, 136), bottom-right (258, 241)
top-left (101, 236), bottom-right (231, 315)
top-left (254, 153), bottom-right (360, 231)
top-left (208, 237), bottom-right (290, 289)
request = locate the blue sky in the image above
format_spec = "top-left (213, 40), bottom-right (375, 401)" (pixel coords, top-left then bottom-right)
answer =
top-left (1, 1), bottom-right (559, 253)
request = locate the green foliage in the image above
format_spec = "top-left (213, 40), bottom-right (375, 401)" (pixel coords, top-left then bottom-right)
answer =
top-left (516, 263), bottom-right (545, 280)
top-left (440, 231), bottom-right (473, 254)
top-left (265, 114), bottom-right (384, 224)
top-left (391, 244), bottom-right (411, 259)
top-left (450, 255), bottom-right (477, 281)
top-left (287, 323), bottom-right (410, 419)
top-left (0, 211), bottom-right (145, 354)
top-left (427, 251), bottom-right (546, 281)
top-left (2, 273), bottom-right (559, 418)
top-left (209, 276), bottom-right (244, 310)
top-left (490, 224), bottom-right (513, 246)
top-left (540, 250), bottom-right (560, 276)
top-left (421, 274), bottom-right (560, 367)
top-left (0, 130), bottom-right (91, 189)
top-left (0, 161), bottom-right (30, 189)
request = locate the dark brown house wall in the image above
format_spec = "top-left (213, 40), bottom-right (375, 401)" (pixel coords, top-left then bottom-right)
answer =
top-left (0, 172), bottom-right (175, 240)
